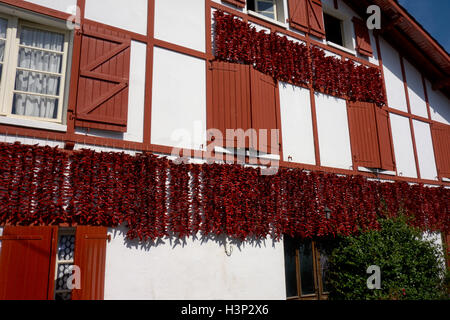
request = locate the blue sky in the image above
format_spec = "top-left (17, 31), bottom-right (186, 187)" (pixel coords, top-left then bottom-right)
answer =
top-left (398, 0), bottom-right (450, 53)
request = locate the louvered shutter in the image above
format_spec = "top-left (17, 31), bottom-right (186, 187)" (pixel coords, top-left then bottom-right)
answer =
top-left (72, 227), bottom-right (108, 300)
top-left (0, 227), bottom-right (56, 300)
top-left (307, 0), bottom-right (326, 39)
top-left (375, 107), bottom-right (396, 171)
top-left (250, 67), bottom-right (279, 154)
top-left (352, 17), bottom-right (373, 57)
top-left (210, 61), bottom-right (252, 149)
top-left (222, 0), bottom-right (246, 8)
top-left (288, 0), bottom-right (309, 33)
top-left (75, 24), bottom-right (131, 132)
top-left (348, 101), bottom-right (381, 168)
top-left (431, 123), bottom-right (450, 178)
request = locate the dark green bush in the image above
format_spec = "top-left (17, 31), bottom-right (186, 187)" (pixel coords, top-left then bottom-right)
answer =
top-left (327, 217), bottom-right (448, 300)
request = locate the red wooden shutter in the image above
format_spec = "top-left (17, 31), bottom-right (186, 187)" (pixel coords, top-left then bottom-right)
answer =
top-left (348, 102), bottom-right (395, 171)
top-left (352, 17), bottom-right (373, 57)
top-left (72, 227), bottom-right (108, 300)
top-left (375, 107), bottom-right (396, 171)
top-left (288, 0), bottom-right (309, 33)
top-left (307, 0), bottom-right (326, 39)
top-left (250, 67), bottom-right (279, 154)
top-left (348, 101), bottom-right (381, 168)
top-left (75, 24), bottom-right (131, 132)
top-left (222, 0), bottom-right (246, 8)
top-left (210, 61), bottom-right (252, 149)
top-left (0, 227), bottom-right (56, 300)
top-left (431, 123), bottom-right (450, 178)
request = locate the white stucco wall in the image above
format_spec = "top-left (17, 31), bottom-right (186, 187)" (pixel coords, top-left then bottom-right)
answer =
top-left (84, 0), bottom-right (148, 35)
top-left (426, 80), bottom-right (450, 125)
top-left (403, 59), bottom-right (428, 118)
top-left (104, 226), bottom-right (287, 300)
top-left (315, 93), bottom-right (353, 170)
top-left (389, 113), bottom-right (417, 178)
top-left (413, 120), bottom-right (438, 181)
top-left (379, 38), bottom-right (408, 112)
top-left (154, 0), bottom-right (205, 53)
top-left (24, 0), bottom-right (76, 13)
top-left (0, 135), bottom-right (64, 148)
top-left (278, 82), bottom-right (316, 165)
top-left (151, 47), bottom-right (206, 151)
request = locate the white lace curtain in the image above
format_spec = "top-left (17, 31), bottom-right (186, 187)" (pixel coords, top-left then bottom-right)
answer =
top-left (12, 27), bottom-right (64, 119)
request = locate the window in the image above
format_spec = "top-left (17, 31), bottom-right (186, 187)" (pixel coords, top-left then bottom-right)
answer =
top-left (284, 237), bottom-right (330, 300)
top-left (54, 230), bottom-right (76, 301)
top-left (248, 0), bottom-right (286, 24)
top-left (0, 226), bottom-right (108, 300)
top-left (324, 13), bottom-right (343, 47)
top-left (0, 14), bottom-right (70, 123)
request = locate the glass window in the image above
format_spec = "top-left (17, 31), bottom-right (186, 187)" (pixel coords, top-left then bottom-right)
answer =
top-left (54, 232), bottom-right (76, 301)
top-left (0, 18), bottom-right (8, 84)
top-left (12, 26), bottom-right (65, 120)
top-left (0, 16), bottom-right (69, 123)
top-left (324, 13), bottom-right (344, 47)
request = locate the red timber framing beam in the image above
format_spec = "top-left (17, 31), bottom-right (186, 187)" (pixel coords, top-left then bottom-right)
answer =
top-left (0, 0), bottom-right (449, 188)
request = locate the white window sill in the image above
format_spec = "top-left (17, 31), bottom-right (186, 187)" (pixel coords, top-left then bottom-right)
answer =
top-left (214, 146), bottom-right (280, 161)
top-left (358, 167), bottom-right (396, 176)
top-left (442, 177), bottom-right (450, 183)
top-left (247, 10), bottom-right (288, 29)
top-left (326, 41), bottom-right (357, 56)
top-left (0, 115), bottom-right (67, 132)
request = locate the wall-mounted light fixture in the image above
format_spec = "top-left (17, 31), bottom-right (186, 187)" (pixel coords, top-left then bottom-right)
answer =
top-left (324, 206), bottom-right (332, 220)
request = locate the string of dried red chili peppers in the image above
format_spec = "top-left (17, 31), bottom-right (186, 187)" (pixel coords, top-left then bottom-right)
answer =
top-left (213, 10), bottom-right (385, 106)
top-left (0, 142), bottom-right (448, 241)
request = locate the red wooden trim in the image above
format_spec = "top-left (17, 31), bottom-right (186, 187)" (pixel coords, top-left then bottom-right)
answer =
top-left (0, 0), bottom-right (71, 20)
top-left (143, 0), bottom-right (155, 145)
top-left (375, 34), bottom-right (398, 176)
top-left (306, 35), bottom-right (321, 166)
top-left (400, 55), bottom-right (421, 180)
top-left (274, 81), bottom-right (284, 161)
top-left (46, 227), bottom-right (59, 300)
top-left (67, 0), bottom-right (86, 137)
top-left (153, 39), bottom-right (207, 60)
top-left (82, 19), bottom-right (147, 43)
top-left (422, 74), bottom-right (442, 181)
top-left (82, 42), bottom-right (130, 72)
top-left (386, 107), bottom-right (432, 124)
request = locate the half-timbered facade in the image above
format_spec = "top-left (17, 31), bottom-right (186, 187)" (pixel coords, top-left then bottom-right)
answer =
top-left (0, 0), bottom-right (448, 300)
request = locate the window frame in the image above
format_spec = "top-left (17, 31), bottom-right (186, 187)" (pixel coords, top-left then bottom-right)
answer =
top-left (247, 0), bottom-right (287, 27)
top-left (53, 228), bottom-right (76, 301)
top-left (284, 238), bottom-right (330, 300)
top-left (0, 13), bottom-right (70, 124)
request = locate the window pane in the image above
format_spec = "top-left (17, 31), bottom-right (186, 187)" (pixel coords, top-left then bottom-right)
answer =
top-left (55, 264), bottom-right (74, 291)
top-left (320, 253), bottom-right (330, 293)
top-left (283, 237), bottom-right (299, 297)
top-left (12, 93), bottom-right (58, 119)
top-left (20, 27), bottom-right (64, 52)
top-left (299, 241), bottom-right (315, 295)
top-left (58, 235), bottom-right (75, 261)
top-left (0, 18), bottom-right (7, 39)
top-left (257, 1), bottom-right (275, 19)
top-left (18, 47), bottom-right (63, 73)
top-left (15, 70), bottom-right (61, 96)
top-left (257, 1), bottom-right (275, 12)
top-left (324, 13), bottom-right (344, 46)
top-left (0, 40), bottom-right (5, 62)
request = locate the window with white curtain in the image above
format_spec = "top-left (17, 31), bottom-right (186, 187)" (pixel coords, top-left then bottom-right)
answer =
top-left (0, 14), bottom-right (69, 123)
